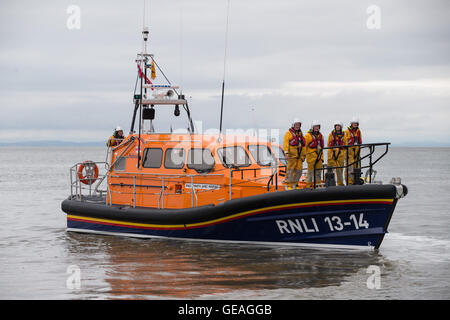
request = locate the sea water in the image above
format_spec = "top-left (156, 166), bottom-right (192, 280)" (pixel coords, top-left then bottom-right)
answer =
top-left (0, 147), bottom-right (449, 299)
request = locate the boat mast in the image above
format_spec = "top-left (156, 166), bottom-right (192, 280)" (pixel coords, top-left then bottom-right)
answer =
top-left (137, 4), bottom-right (150, 169)
top-left (219, 0), bottom-right (231, 135)
top-left (132, 0), bottom-right (195, 151)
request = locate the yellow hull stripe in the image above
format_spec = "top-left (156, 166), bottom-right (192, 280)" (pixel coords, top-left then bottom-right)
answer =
top-left (67, 198), bottom-right (393, 230)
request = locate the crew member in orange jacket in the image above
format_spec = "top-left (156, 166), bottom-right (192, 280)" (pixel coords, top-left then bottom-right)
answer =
top-left (304, 121), bottom-right (324, 188)
top-left (283, 119), bottom-right (306, 190)
top-left (344, 118), bottom-right (362, 185)
top-left (327, 121), bottom-right (345, 186)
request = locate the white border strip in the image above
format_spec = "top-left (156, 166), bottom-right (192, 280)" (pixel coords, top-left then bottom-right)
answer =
top-left (66, 228), bottom-right (374, 251)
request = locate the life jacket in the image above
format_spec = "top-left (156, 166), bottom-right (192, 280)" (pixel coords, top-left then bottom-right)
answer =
top-left (329, 130), bottom-right (344, 160)
top-left (347, 127), bottom-right (362, 146)
top-left (289, 128), bottom-right (305, 147)
top-left (308, 130), bottom-right (324, 149)
top-left (330, 130), bottom-right (344, 149)
top-left (115, 133), bottom-right (124, 140)
top-left (107, 134), bottom-right (124, 147)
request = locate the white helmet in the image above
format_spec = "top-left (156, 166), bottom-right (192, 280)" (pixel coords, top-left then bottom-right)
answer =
top-left (115, 126), bottom-right (123, 132)
top-left (350, 117), bottom-right (359, 125)
top-left (334, 121), bottom-right (343, 130)
top-left (291, 118), bottom-right (301, 128)
top-left (310, 120), bottom-right (321, 130)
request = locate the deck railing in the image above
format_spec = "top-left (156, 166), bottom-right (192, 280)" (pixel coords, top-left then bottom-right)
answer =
top-left (69, 161), bottom-right (110, 202)
top-left (314, 142), bottom-right (390, 189)
top-left (263, 142), bottom-right (390, 190)
top-left (69, 142), bottom-right (390, 208)
top-left (107, 171), bottom-right (224, 208)
top-left (69, 162), bottom-right (277, 208)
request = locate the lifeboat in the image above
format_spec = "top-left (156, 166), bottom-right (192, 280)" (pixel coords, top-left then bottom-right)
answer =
top-left (61, 27), bottom-right (407, 250)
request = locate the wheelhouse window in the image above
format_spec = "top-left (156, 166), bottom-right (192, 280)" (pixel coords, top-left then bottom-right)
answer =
top-left (248, 145), bottom-right (276, 166)
top-left (164, 148), bottom-right (185, 169)
top-left (217, 146), bottom-right (251, 168)
top-left (142, 148), bottom-right (163, 168)
top-left (273, 146), bottom-right (287, 165)
top-left (187, 148), bottom-right (215, 173)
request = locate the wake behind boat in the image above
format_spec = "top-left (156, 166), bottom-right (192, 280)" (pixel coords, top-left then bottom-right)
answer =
top-left (61, 23), bottom-right (407, 250)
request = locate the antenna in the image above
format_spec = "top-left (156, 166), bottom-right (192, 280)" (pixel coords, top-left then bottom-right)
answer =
top-left (179, 4), bottom-right (183, 91)
top-left (137, 0), bottom-right (149, 169)
top-left (143, 0), bottom-right (145, 27)
top-left (219, 0), bottom-right (231, 135)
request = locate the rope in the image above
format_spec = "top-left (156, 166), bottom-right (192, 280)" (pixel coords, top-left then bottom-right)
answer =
top-left (151, 57), bottom-right (178, 95)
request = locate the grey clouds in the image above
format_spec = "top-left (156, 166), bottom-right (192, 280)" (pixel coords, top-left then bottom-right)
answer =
top-left (0, 0), bottom-right (449, 145)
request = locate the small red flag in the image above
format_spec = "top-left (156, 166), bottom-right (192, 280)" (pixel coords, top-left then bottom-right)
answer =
top-left (137, 64), bottom-right (152, 85)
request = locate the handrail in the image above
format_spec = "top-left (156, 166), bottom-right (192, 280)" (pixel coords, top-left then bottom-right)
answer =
top-left (69, 142), bottom-right (391, 209)
top-left (94, 162), bottom-right (110, 194)
top-left (190, 176), bottom-right (198, 207)
top-left (267, 165), bottom-right (286, 191)
top-left (312, 142), bottom-right (390, 189)
top-left (109, 170), bottom-right (215, 208)
top-left (158, 177), bottom-right (165, 208)
top-left (107, 164), bottom-right (282, 197)
top-left (110, 171), bottom-right (224, 177)
top-left (69, 160), bottom-right (217, 207)
top-left (69, 161), bottom-right (110, 200)
top-left (109, 136), bottom-right (136, 171)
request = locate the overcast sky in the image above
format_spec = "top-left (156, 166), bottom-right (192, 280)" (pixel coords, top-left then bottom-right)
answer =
top-left (1, 0), bottom-right (449, 145)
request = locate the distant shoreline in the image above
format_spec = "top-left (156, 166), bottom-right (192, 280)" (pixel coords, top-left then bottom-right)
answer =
top-left (0, 141), bottom-right (449, 148)
top-left (0, 141), bottom-right (104, 147)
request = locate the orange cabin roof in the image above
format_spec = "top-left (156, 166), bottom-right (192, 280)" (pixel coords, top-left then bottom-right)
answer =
top-left (110, 133), bottom-right (285, 173)
top-left (106, 133), bottom-right (292, 209)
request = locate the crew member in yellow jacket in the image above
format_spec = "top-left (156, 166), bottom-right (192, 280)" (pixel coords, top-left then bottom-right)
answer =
top-left (344, 118), bottom-right (362, 185)
top-left (327, 121), bottom-right (345, 186)
top-left (304, 121), bottom-right (324, 188)
top-left (107, 126), bottom-right (125, 147)
top-left (283, 119), bottom-right (306, 190)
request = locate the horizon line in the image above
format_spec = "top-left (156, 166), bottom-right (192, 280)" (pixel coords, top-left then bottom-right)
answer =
top-left (0, 140), bottom-right (449, 148)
